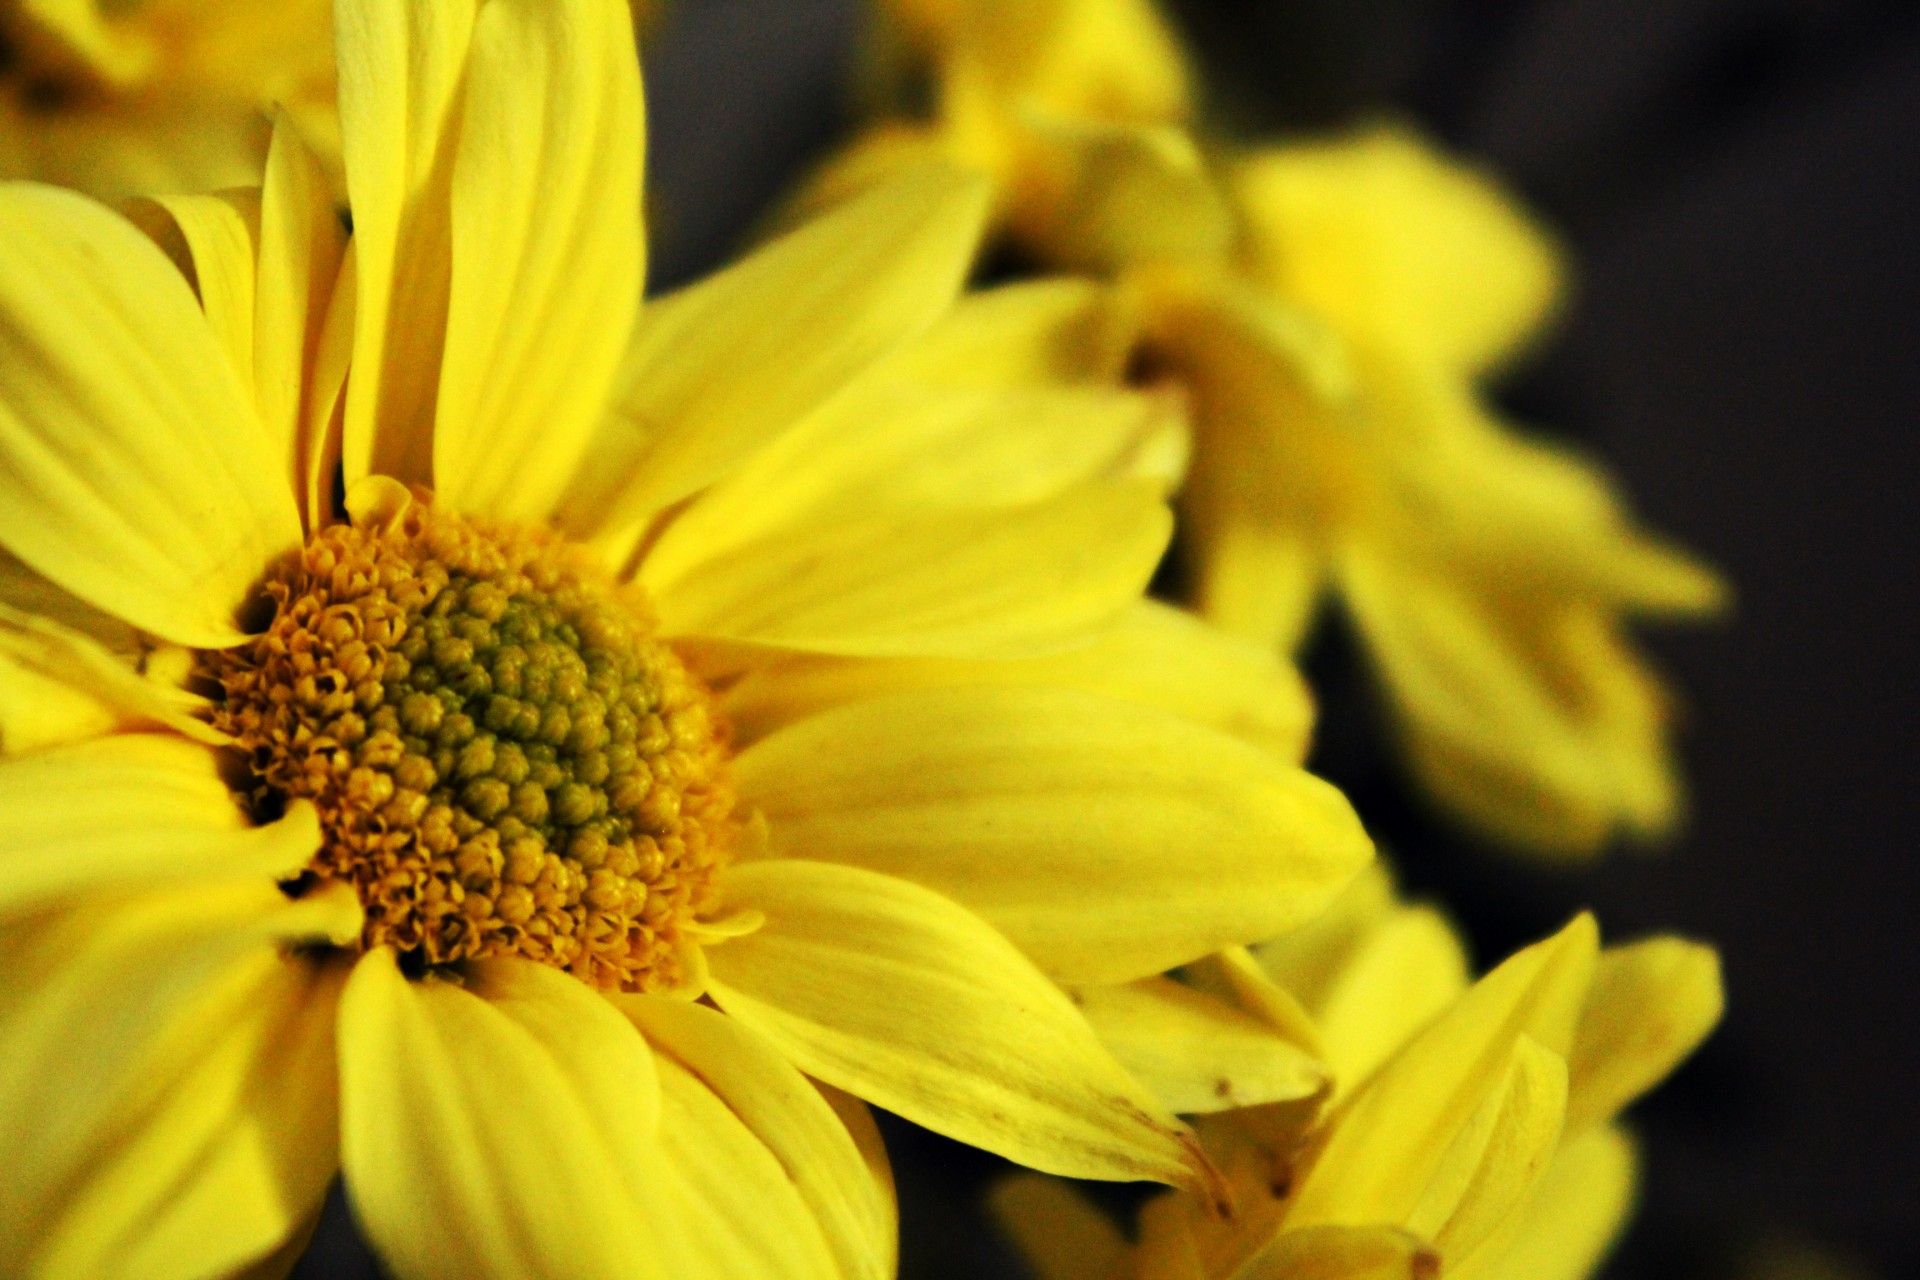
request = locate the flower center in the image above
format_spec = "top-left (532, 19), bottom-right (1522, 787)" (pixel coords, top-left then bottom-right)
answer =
top-left (202, 502), bottom-right (733, 992)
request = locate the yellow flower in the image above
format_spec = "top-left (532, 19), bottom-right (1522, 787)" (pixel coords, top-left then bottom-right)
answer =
top-left (0, 0), bottom-right (337, 200)
top-left (816, 0), bottom-right (1729, 856)
top-left (1156, 125), bottom-right (1728, 856)
top-left (993, 866), bottom-right (1724, 1280)
top-left (0, 1), bottom-right (1374, 1276)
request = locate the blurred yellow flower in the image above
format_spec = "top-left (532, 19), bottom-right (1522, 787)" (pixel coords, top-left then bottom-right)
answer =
top-left (0, 0), bottom-right (1374, 1275)
top-left (0, 0), bottom-right (337, 200)
top-left (994, 866), bottom-right (1724, 1280)
top-left (820, 0), bottom-right (1728, 856)
top-left (817, 0), bottom-right (1225, 271)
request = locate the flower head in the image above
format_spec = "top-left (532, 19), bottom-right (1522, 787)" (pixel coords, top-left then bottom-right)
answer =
top-left (0, 1), bottom-right (1373, 1275)
top-left (1157, 125), bottom-right (1729, 855)
top-left (811, 0), bottom-right (1728, 856)
top-left (993, 866), bottom-right (1724, 1280)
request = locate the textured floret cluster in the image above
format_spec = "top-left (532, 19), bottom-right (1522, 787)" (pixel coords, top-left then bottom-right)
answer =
top-left (204, 503), bottom-right (734, 992)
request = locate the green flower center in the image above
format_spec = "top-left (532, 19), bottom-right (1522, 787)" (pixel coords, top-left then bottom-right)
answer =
top-left (202, 502), bottom-right (733, 992)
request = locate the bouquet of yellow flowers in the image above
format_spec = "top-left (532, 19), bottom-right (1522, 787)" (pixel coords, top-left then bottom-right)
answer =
top-left (0, 2), bottom-right (1799, 1279)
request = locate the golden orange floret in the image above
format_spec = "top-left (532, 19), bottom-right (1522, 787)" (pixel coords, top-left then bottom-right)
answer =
top-left (202, 504), bottom-right (734, 993)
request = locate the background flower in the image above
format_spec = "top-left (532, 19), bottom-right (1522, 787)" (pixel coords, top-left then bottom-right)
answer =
top-left (621, 2), bottom-right (1918, 1277)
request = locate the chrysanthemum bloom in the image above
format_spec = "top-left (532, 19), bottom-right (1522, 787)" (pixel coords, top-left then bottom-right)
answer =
top-left (1150, 128), bottom-right (1727, 856)
top-left (993, 866), bottom-right (1724, 1279)
top-left (812, 0), bottom-right (1728, 856)
top-left (0, 0), bottom-right (337, 200)
top-left (0, 1), bottom-right (1375, 1276)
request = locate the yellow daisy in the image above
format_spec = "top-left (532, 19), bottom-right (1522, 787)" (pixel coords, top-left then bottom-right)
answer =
top-left (0, 0), bottom-right (337, 200)
top-left (993, 866), bottom-right (1724, 1280)
top-left (815, 0), bottom-right (1728, 856)
top-left (1154, 125), bottom-right (1728, 856)
top-left (0, 1), bottom-right (1373, 1276)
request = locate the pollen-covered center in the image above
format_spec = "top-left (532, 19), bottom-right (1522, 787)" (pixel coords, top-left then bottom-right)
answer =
top-left (204, 503), bottom-right (733, 992)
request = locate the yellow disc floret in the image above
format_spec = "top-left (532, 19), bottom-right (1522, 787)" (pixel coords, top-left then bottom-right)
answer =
top-left (204, 502), bottom-right (734, 992)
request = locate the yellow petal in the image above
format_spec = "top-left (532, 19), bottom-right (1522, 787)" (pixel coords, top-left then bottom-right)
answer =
top-left (255, 115), bottom-right (349, 533)
top-left (0, 602), bottom-right (221, 752)
top-left (432, 0), bottom-right (644, 523)
top-left (705, 858), bottom-right (1207, 1187)
top-left (1313, 905), bottom-right (1472, 1097)
top-left (1474, 1126), bottom-right (1636, 1280)
top-left (0, 550), bottom-right (140, 655)
top-left (30, 954), bottom-right (349, 1280)
top-left (720, 600), bottom-right (1314, 762)
top-left (1232, 124), bottom-right (1563, 375)
top-left (303, 241), bottom-right (358, 528)
top-left (644, 1036), bottom-right (841, 1280)
top-left (1076, 976), bottom-right (1325, 1113)
top-left (987, 1173), bottom-right (1129, 1280)
top-left (1566, 937), bottom-right (1723, 1134)
top-left (143, 191), bottom-right (262, 397)
top-left (0, 558), bottom-right (142, 753)
top-left (1187, 512), bottom-right (1326, 654)
top-left (0, 646), bottom-right (118, 753)
top-left (335, 0), bottom-right (476, 489)
top-left (1250, 861), bottom-right (1401, 1005)
top-left (735, 686), bottom-right (1370, 984)
top-left (1409, 1036), bottom-right (1567, 1263)
top-left (642, 381), bottom-right (1181, 587)
top-left (929, 0), bottom-right (1192, 124)
top-left (0, 734), bottom-right (319, 918)
top-left (1240, 1225), bottom-right (1440, 1280)
top-left (815, 1083), bottom-right (896, 1221)
top-left (337, 952), bottom-right (669, 1280)
top-left (621, 995), bottom-right (896, 1280)
top-left (1285, 916), bottom-right (1597, 1230)
top-left (1133, 1187), bottom-right (1212, 1280)
top-left (879, 277), bottom-right (1136, 388)
top-left (0, 183), bottom-right (300, 646)
top-left (0, 881), bottom-right (359, 1277)
top-left (15, 0), bottom-right (154, 82)
top-left (1337, 544), bottom-right (1670, 856)
top-left (1354, 355), bottom-right (1728, 614)
top-left (1011, 113), bottom-right (1230, 270)
top-left (559, 162), bottom-right (988, 538)
top-left (1139, 275), bottom-right (1347, 653)
top-left (1185, 947), bottom-right (1325, 1061)
top-left (649, 482), bottom-right (1170, 659)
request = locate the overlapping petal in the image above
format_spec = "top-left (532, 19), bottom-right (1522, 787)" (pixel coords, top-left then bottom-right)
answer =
top-left (719, 601), bottom-right (1314, 760)
top-left (0, 183), bottom-right (301, 646)
top-left (1231, 126), bottom-right (1563, 376)
top-left (650, 482), bottom-right (1169, 659)
top-left (0, 881), bottom-right (357, 1279)
top-left (0, 605), bottom-right (220, 753)
top-left (560, 164), bottom-right (989, 540)
top-left (336, 0), bottom-right (476, 490)
top-left (735, 686), bottom-right (1369, 983)
top-left (1476, 1127), bottom-right (1636, 1280)
top-left (621, 996), bottom-right (897, 1280)
top-left (1283, 916), bottom-right (1596, 1229)
top-left (337, 952), bottom-right (668, 1280)
top-left (1566, 938), bottom-right (1723, 1134)
top-left (254, 117), bottom-right (350, 531)
top-left (432, 0), bottom-right (644, 523)
top-left (705, 859), bottom-right (1208, 1187)
top-left (1075, 977), bottom-right (1325, 1113)
top-left (0, 735), bottom-right (318, 919)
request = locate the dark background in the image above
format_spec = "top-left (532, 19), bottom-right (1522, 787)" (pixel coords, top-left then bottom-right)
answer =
top-left (295, 1), bottom-right (1919, 1276)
